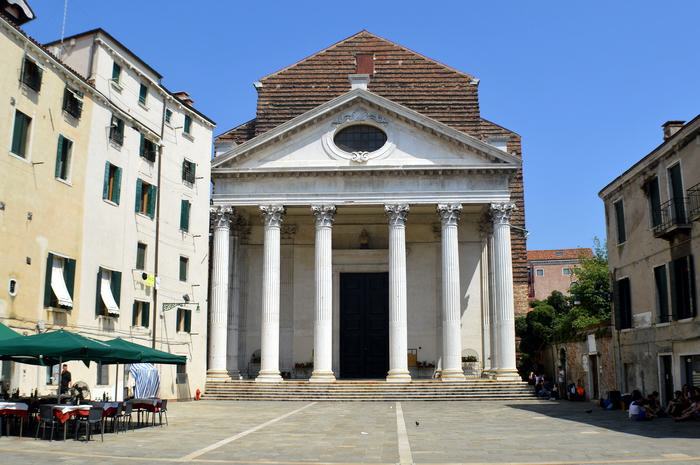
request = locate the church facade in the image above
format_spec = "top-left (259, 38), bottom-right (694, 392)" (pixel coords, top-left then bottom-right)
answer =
top-left (209, 32), bottom-right (527, 382)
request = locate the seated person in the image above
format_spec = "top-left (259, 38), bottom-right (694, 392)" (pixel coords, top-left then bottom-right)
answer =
top-left (646, 392), bottom-right (662, 416)
top-left (675, 395), bottom-right (700, 422)
top-left (629, 390), bottom-right (652, 421)
top-left (666, 391), bottom-right (688, 418)
top-left (575, 381), bottom-right (586, 401)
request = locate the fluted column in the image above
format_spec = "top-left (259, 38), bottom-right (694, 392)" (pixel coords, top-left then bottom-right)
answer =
top-left (208, 206), bottom-right (233, 381)
top-left (437, 204), bottom-right (466, 381)
top-left (479, 223), bottom-right (492, 375)
top-left (226, 217), bottom-right (244, 379)
top-left (310, 205), bottom-right (336, 383)
top-left (256, 205), bottom-right (285, 383)
top-left (385, 204), bottom-right (411, 383)
top-left (490, 202), bottom-right (520, 380)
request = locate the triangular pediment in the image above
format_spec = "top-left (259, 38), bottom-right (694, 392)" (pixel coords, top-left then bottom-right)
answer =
top-left (212, 89), bottom-right (520, 173)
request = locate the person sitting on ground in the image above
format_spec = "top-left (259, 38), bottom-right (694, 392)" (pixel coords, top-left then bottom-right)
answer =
top-left (646, 391), bottom-right (662, 417)
top-left (674, 394), bottom-right (700, 422)
top-left (666, 391), bottom-right (689, 418)
top-left (575, 380), bottom-right (586, 401)
top-left (629, 390), bottom-right (651, 421)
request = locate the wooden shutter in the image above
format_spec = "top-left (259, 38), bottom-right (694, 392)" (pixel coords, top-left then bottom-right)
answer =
top-left (142, 302), bottom-right (150, 328)
top-left (135, 179), bottom-right (143, 213)
top-left (654, 265), bottom-right (669, 323)
top-left (132, 302), bottom-right (138, 326)
top-left (64, 258), bottom-right (76, 300)
top-left (34, 63), bottom-right (43, 92)
top-left (55, 135), bottom-right (64, 178)
top-left (111, 270), bottom-right (122, 308)
top-left (613, 278), bottom-right (621, 330)
top-left (184, 309), bottom-right (192, 333)
top-left (180, 199), bottom-right (190, 231)
top-left (669, 261), bottom-right (678, 321)
top-left (147, 185), bottom-right (157, 218)
top-left (95, 267), bottom-right (103, 316)
top-left (43, 253), bottom-right (54, 307)
top-left (113, 167), bottom-right (122, 204)
top-left (11, 111), bottom-right (27, 156)
top-left (103, 162), bottom-right (111, 199)
top-left (689, 255), bottom-right (697, 317)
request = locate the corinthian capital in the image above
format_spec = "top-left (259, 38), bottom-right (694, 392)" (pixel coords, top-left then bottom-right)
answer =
top-left (311, 204), bottom-right (336, 228)
top-left (210, 206), bottom-right (234, 230)
top-left (260, 205), bottom-right (286, 228)
top-left (490, 202), bottom-right (517, 226)
top-left (385, 204), bottom-right (410, 226)
top-left (437, 204), bottom-right (463, 227)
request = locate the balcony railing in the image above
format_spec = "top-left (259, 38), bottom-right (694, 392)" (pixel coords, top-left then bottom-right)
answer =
top-left (687, 183), bottom-right (700, 221)
top-left (653, 197), bottom-right (690, 238)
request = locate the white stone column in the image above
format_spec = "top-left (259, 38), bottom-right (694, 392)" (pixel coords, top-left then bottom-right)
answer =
top-left (226, 222), bottom-right (241, 379)
top-left (479, 224), bottom-right (492, 374)
top-left (208, 206), bottom-right (233, 381)
top-left (256, 205), bottom-right (285, 383)
top-left (490, 202), bottom-right (520, 380)
top-left (385, 204), bottom-right (411, 383)
top-left (437, 204), bottom-right (466, 381)
top-left (310, 205), bottom-right (336, 383)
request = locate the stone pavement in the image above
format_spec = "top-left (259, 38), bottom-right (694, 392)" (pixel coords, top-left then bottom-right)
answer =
top-left (0, 400), bottom-right (699, 465)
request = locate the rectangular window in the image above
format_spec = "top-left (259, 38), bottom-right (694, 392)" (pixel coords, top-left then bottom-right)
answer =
top-left (180, 199), bottom-right (191, 232)
top-left (43, 253), bottom-right (76, 309)
top-left (111, 62), bottom-right (121, 84)
top-left (614, 200), bottom-right (626, 244)
top-left (46, 365), bottom-right (59, 385)
top-left (96, 362), bottom-right (109, 385)
top-left (179, 256), bottom-right (188, 282)
top-left (20, 56), bottom-right (42, 92)
top-left (55, 135), bottom-right (73, 181)
top-left (138, 83), bottom-right (148, 105)
top-left (670, 255), bottom-right (696, 320)
top-left (165, 109), bottom-right (172, 124)
top-left (654, 265), bottom-right (669, 323)
top-left (136, 242), bottom-right (147, 270)
top-left (176, 363), bottom-right (187, 384)
top-left (182, 159), bottom-right (196, 184)
top-left (102, 162), bottom-right (122, 204)
top-left (109, 115), bottom-right (124, 146)
top-left (176, 308), bottom-right (192, 333)
top-left (132, 301), bottom-right (150, 328)
top-left (183, 115), bottom-right (192, 135)
top-left (139, 134), bottom-right (157, 162)
top-left (135, 179), bottom-right (157, 218)
top-left (535, 269), bottom-right (544, 277)
top-left (562, 268), bottom-right (572, 276)
top-left (646, 177), bottom-right (662, 228)
top-left (614, 277), bottom-right (632, 330)
top-left (10, 110), bottom-right (31, 158)
top-left (668, 163), bottom-right (687, 224)
top-left (62, 87), bottom-right (83, 119)
top-left (95, 267), bottom-right (121, 317)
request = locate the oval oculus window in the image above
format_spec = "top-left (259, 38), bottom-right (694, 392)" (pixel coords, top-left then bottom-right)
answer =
top-left (333, 124), bottom-right (387, 153)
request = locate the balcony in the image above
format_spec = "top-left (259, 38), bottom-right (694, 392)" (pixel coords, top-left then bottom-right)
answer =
top-left (653, 197), bottom-right (691, 239)
top-left (687, 183), bottom-right (700, 221)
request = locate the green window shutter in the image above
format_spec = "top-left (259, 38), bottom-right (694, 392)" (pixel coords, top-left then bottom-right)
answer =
top-left (55, 135), bottom-right (65, 178)
top-left (669, 261), bottom-right (678, 321)
top-left (11, 111), bottom-right (28, 157)
top-left (103, 162), bottom-right (111, 200)
top-left (191, 163), bottom-right (196, 180)
top-left (180, 199), bottom-right (190, 231)
top-left (113, 167), bottom-right (122, 205)
top-left (43, 253), bottom-right (54, 307)
top-left (142, 302), bottom-right (150, 328)
top-left (135, 179), bottom-right (143, 213)
top-left (139, 133), bottom-right (145, 157)
top-left (95, 267), bottom-right (103, 317)
top-left (612, 279), bottom-right (621, 330)
top-left (689, 255), bottom-right (697, 317)
top-left (64, 258), bottom-right (76, 300)
top-left (184, 309), bottom-right (192, 333)
top-left (35, 65), bottom-right (43, 92)
top-left (132, 302), bottom-right (138, 327)
top-left (111, 270), bottom-right (122, 308)
top-left (147, 185), bottom-right (157, 218)
top-left (181, 160), bottom-right (187, 180)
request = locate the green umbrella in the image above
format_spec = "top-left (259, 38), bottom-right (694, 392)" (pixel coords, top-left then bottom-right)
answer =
top-left (0, 322), bottom-right (21, 341)
top-left (106, 338), bottom-right (186, 365)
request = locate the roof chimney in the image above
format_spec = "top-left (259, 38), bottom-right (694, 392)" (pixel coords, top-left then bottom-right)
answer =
top-left (173, 91), bottom-right (194, 107)
top-left (349, 74), bottom-right (370, 90)
top-left (662, 120), bottom-right (685, 141)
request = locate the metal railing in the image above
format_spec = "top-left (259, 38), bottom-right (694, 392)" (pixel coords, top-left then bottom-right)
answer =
top-left (653, 197), bottom-right (689, 236)
top-left (687, 183), bottom-right (700, 220)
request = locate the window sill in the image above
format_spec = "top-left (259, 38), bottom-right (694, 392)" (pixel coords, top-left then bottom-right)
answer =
top-left (46, 306), bottom-right (71, 313)
top-left (138, 101), bottom-right (149, 110)
top-left (20, 82), bottom-right (40, 95)
top-left (96, 314), bottom-right (118, 320)
top-left (182, 132), bottom-right (194, 141)
top-left (675, 317), bottom-right (695, 324)
top-left (108, 139), bottom-right (123, 150)
top-left (136, 212), bottom-right (154, 221)
top-left (103, 199), bottom-right (119, 207)
top-left (55, 177), bottom-right (72, 187)
top-left (654, 322), bottom-right (671, 327)
top-left (8, 151), bottom-right (30, 164)
top-left (110, 80), bottom-right (123, 92)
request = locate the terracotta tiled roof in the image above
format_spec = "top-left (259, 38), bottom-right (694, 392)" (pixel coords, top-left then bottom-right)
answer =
top-left (527, 248), bottom-right (593, 262)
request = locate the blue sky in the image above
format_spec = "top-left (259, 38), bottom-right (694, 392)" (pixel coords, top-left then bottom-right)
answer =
top-left (23, 1), bottom-right (700, 250)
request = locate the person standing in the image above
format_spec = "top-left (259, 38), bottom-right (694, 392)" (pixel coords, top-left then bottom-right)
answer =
top-left (59, 364), bottom-right (71, 395)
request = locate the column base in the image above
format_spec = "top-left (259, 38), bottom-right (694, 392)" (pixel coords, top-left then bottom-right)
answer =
top-left (228, 370), bottom-right (242, 380)
top-left (386, 370), bottom-right (411, 383)
top-left (206, 370), bottom-right (233, 382)
top-left (491, 369), bottom-right (521, 381)
top-left (440, 369), bottom-right (466, 382)
top-left (255, 371), bottom-right (283, 383)
top-left (308, 371), bottom-right (336, 383)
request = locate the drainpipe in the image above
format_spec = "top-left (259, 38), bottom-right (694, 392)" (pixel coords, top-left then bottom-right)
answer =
top-left (151, 97), bottom-right (167, 348)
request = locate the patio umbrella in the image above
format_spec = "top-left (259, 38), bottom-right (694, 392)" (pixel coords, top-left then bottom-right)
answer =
top-left (0, 322), bottom-right (21, 341)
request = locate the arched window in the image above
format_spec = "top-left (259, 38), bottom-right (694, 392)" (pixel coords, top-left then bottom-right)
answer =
top-left (333, 125), bottom-right (387, 153)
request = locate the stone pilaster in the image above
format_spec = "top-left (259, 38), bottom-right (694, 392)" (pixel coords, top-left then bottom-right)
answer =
top-left (437, 204), bottom-right (466, 381)
top-left (208, 206), bottom-right (233, 381)
top-left (310, 205), bottom-right (336, 383)
top-left (256, 205), bottom-right (285, 383)
top-left (385, 204), bottom-right (411, 383)
top-left (490, 202), bottom-right (520, 380)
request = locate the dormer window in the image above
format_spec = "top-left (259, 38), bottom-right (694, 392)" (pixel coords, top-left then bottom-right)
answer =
top-left (333, 124), bottom-right (387, 153)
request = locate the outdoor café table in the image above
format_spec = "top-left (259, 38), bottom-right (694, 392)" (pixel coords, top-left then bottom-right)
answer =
top-left (131, 398), bottom-right (161, 425)
top-left (97, 402), bottom-right (120, 418)
top-left (0, 402), bottom-right (28, 438)
top-left (52, 404), bottom-right (92, 424)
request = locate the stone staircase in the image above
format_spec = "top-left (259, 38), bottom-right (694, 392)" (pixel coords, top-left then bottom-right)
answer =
top-left (203, 379), bottom-right (537, 401)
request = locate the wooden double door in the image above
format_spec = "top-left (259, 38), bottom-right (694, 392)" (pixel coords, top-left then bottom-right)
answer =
top-left (339, 273), bottom-right (389, 379)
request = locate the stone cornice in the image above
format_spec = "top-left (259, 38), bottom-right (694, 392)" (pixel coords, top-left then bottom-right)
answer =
top-left (212, 166), bottom-right (516, 179)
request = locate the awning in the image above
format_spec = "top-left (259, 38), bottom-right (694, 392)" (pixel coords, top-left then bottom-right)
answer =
top-left (50, 258), bottom-right (73, 308)
top-left (100, 272), bottom-right (120, 315)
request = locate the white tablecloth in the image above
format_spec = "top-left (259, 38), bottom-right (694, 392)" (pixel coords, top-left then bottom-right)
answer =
top-left (0, 402), bottom-right (28, 411)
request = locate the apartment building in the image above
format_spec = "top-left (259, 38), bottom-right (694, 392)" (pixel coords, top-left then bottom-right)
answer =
top-left (527, 248), bottom-right (592, 301)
